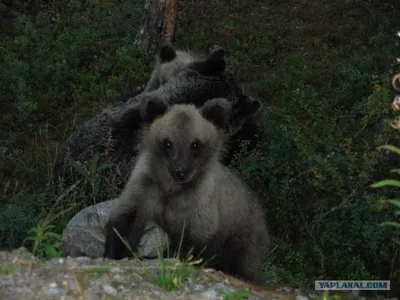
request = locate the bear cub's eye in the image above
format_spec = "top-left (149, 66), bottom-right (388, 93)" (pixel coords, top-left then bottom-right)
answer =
top-left (162, 138), bottom-right (173, 149)
top-left (190, 139), bottom-right (202, 153)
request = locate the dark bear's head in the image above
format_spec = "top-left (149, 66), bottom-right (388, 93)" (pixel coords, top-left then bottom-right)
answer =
top-left (134, 42), bottom-right (263, 136)
top-left (144, 40), bottom-right (203, 92)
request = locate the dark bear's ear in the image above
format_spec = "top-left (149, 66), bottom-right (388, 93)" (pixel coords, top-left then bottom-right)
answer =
top-left (208, 46), bottom-right (226, 61)
top-left (234, 95), bottom-right (263, 119)
top-left (200, 98), bottom-right (232, 129)
top-left (193, 47), bottom-right (226, 76)
top-left (246, 96), bottom-right (262, 117)
top-left (140, 97), bottom-right (169, 123)
top-left (158, 40), bottom-right (177, 63)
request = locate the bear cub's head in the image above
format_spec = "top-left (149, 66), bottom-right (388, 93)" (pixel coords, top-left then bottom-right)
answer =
top-left (140, 97), bottom-right (231, 186)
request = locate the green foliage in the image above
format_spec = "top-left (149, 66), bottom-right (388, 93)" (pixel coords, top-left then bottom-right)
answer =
top-left (0, 266), bottom-right (9, 276)
top-left (24, 223), bottom-right (62, 259)
top-left (310, 291), bottom-right (343, 300)
top-left (233, 69), bottom-right (399, 285)
top-left (0, 0), bottom-right (150, 191)
top-left (371, 145), bottom-right (400, 236)
top-left (175, 0), bottom-right (400, 287)
top-left (22, 181), bottom-right (82, 259)
top-left (380, 199), bottom-right (400, 230)
top-left (67, 152), bottom-right (111, 203)
top-left (151, 223), bottom-right (202, 291)
top-left (111, 226), bottom-right (136, 258)
top-left (218, 288), bottom-right (250, 300)
top-left (0, 0), bottom-right (149, 252)
top-left (111, 219), bottom-right (197, 291)
top-left (116, 227), bottom-right (190, 291)
top-left (152, 258), bottom-right (193, 291)
top-left (91, 266), bottom-right (110, 280)
top-left (0, 0), bottom-right (400, 292)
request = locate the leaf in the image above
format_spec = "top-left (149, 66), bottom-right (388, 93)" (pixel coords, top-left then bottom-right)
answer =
top-left (68, 159), bottom-right (90, 181)
top-left (370, 180), bottom-right (400, 188)
top-left (44, 244), bottom-right (60, 258)
top-left (93, 176), bottom-right (101, 196)
top-left (44, 232), bottom-right (62, 240)
top-left (380, 221), bottom-right (400, 228)
top-left (86, 213), bottom-right (94, 225)
top-left (386, 199), bottom-right (400, 208)
top-left (90, 152), bottom-right (100, 173)
top-left (390, 168), bottom-right (400, 175)
top-left (236, 290), bottom-right (250, 297)
top-left (113, 227), bottom-right (133, 254)
top-left (218, 288), bottom-right (228, 296)
top-left (172, 277), bottom-right (179, 287)
top-left (27, 227), bottom-right (40, 234)
top-left (23, 237), bottom-right (37, 242)
top-left (44, 224), bottom-right (57, 230)
top-left (377, 144), bottom-right (400, 156)
top-left (96, 164), bottom-right (111, 171)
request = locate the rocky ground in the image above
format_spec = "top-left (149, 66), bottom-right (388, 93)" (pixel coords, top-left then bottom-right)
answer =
top-left (1, 248), bottom-right (399, 300)
top-left (0, 248), bottom-right (297, 300)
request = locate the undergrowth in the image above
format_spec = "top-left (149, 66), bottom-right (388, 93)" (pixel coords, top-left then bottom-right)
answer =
top-left (0, 0), bottom-right (150, 250)
top-left (218, 288), bottom-right (250, 300)
top-left (0, 0), bottom-right (399, 295)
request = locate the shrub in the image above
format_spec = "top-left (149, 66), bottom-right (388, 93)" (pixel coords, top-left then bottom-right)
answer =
top-left (175, 0), bottom-right (400, 286)
top-left (0, 0), bottom-right (149, 249)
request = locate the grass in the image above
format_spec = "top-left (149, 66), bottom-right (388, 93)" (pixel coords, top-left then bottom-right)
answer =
top-left (0, 266), bottom-right (9, 276)
top-left (310, 291), bottom-right (343, 300)
top-left (112, 220), bottom-right (199, 291)
top-left (0, 0), bottom-right (151, 251)
top-left (218, 288), bottom-right (250, 300)
top-left (91, 266), bottom-right (110, 280)
top-left (152, 258), bottom-right (194, 291)
top-left (0, 0), bottom-right (400, 295)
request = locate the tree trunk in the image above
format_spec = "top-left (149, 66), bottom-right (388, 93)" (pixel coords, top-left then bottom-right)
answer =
top-left (135, 0), bottom-right (178, 54)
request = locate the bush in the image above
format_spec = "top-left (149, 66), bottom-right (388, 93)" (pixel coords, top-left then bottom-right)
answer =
top-left (0, 0), bottom-right (150, 249)
top-left (175, 0), bottom-right (400, 287)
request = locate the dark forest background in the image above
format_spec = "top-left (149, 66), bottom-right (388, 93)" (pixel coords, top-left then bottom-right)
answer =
top-left (0, 0), bottom-right (399, 293)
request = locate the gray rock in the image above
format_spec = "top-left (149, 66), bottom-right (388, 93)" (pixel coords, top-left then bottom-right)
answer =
top-left (61, 199), bottom-right (168, 258)
top-left (103, 284), bottom-right (117, 296)
top-left (199, 289), bottom-right (220, 299)
top-left (277, 286), bottom-right (295, 293)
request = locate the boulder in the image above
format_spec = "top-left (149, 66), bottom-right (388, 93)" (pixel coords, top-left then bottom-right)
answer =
top-left (61, 199), bottom-right (168, 258)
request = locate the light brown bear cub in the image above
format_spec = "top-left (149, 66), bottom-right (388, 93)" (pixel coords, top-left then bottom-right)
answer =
top-left (104, 97), bottom-right (270, 285)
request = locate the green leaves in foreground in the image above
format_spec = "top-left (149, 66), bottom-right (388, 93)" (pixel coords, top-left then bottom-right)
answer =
top-left (370, 180), bottom-right (400, 188)
top-left (24, 224), bottom-right (62, 259)
top-left (380, 199), bottom-right (400, 229)
top-left (152, 259), bottom-right (192, 291)
top-left (371, 145), bottom-right (400, 233)
top-left (68, 152), bottom-right (111, 202)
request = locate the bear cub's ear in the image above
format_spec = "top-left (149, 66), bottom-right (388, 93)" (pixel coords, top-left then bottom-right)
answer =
top-left (158, 40), bottom-right (177, 63)
top-left (200, 98), bottom-right (232, 129)
top-left (140, 97), bottom-right (169, 124)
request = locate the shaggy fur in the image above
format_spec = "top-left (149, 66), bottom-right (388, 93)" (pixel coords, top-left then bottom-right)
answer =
top-left (104, 97), bottom-right (270, 285)
top-left (143, 40), bottom-right (205, 92)
top-left (53, 43), bottom-right (265, 186)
